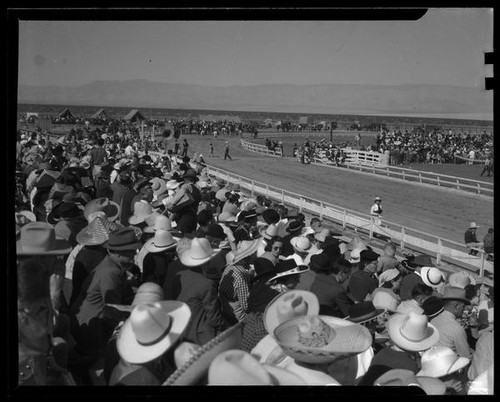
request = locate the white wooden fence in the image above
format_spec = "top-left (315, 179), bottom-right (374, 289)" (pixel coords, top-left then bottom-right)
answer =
top-left (240, 138), bottom-right (282, 157)
top-left (204, 164), bottom-right (493, 278)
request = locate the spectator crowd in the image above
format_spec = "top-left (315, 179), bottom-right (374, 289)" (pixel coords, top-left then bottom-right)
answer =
top-left (13, 123), bottom-right (493, 393)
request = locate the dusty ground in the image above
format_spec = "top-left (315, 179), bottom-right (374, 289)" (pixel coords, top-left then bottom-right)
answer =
top-left (184, 135), bottom-right (493, 245)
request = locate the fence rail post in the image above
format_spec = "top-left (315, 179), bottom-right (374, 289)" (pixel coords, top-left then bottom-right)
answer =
top-left (436, 238), bottom-right (442, 265)
top-left (342, 209), bottom-right (347, 229)
top-left (400, 227), bottom-right (405, 251)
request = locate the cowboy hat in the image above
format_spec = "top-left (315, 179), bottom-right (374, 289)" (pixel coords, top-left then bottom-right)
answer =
top-left (371, 289), bottom-right (400, 313)
top-left (388, 311), bottom-right (439, 352)
top-left (105, 282), bottom-right (165, 313)
top-left (360, 249), bottom-right (380, 262)
top-left (128, 201), bottom-right (154, 225)
top-left (76, 214), bottom-right (120, 246)
top-left (263, 290), bottom-right (319, 335)
top-left (259, 224), bottom-right (279, 240)
top-left (447, 271), bottom-right (476, 289)
top-left (308, 253), bottom-right (333, 273)
top-left (345, 301), bottom-right (386, 325)
top-left (419, 267), bottom-right (444, 288)
top-left (84, 197), bottom-right (121, 222)
top-left (163, 323), bottom-right (243, 386)
top-left (116, 301), bottom-right (191, 365)
top-left (417, 346), bottom-right (470, 378)
top-left (217, 212), bottom-right (237, 224)
top-left (374, 197), bottom-right (382, 202)
top-left (230, 239), bottom-right (260, 265)
top-left (274, 315), bottom-right (373, 364)
top-left (378, 268), bottom-right (400, 287)
top-left (103, 227), bottom-right (142, 251)
top-left (166, 179), bottom-right (180, 190)
top-left (207, 349), bottom-right (306, 385)
top-left (469, 222), bottom-right (480, 229)
top-left (348, 248), bottom-right (362, 264)
top-left (265, 259), bottom-right (309, 285)
top-left (374, 369), bottom-right (446, 395)
top-left (253, 257), bottom-right (277, 281)
top-left (16, 222), bottom-right (72, 255)
top-left (143, 214), bottom-right (172, 234)
top-left (250, 335), bottom-right (340, 385)
top-left (48, 182), bottom-right (74, 200)
top-left (144, 230), bottom-right (177, 253)
top-left (149, 177), bottom-right (167, 197)
top-left (290, 236), bottom-right (312, 253)
top-left (178, 237), bottom-right (217, 267)
top-left (440, 286), bottom-right (471, 305)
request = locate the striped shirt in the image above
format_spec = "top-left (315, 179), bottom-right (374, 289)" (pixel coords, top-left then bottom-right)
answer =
top-left (431, 310), bottom-right (471, 358)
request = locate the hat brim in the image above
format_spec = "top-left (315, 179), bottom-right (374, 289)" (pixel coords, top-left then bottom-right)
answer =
top-left (103, 240), bottom-right (143, 251)
top-left (128, 214), bottom-right (150, 225)
top-left (16, 238), bottom-right (73, 255)
top-left (75, 230), bottom-right (109, 246)
top-left (440, 297), bottom-right (471, 305)
top-left (144, 237), bottom-right (177, 253)
top-left (290, 238), bottom-right (312, 253)
top-left (388, 313), bottom-right (440, 352)
top-left (117, 301), bottom-right (191, 365)
top-left (163, 323), bottom-right (243, 385)
top-left (420, 267), bottom-right (444, 288)
top-left (346, 308), bottom-right (386, 324)
top-left (274, 315), bottom-right (373, 364)
top-left (265, 265), bottom-right (310, 285)
top-left (179, 249), bottom-right (217, 267)
top-left (417, 356), bottom-right (470, 378)
top-left (264, 290), bottom-right (320, 335)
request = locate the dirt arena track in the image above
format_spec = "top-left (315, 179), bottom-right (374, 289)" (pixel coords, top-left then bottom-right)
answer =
top-left (186, 135), bottom-right (493, 245)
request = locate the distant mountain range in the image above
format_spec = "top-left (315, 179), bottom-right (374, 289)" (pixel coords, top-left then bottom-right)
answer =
top-left (17, 80), bottom-right (493, 120)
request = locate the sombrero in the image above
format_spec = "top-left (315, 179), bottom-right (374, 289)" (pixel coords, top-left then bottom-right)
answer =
top-left (388, 311), bottom-right (440, 352)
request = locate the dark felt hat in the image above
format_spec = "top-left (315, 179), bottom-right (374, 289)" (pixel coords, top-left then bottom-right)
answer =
top-left (103, 227), bottom-right (142, 251)
top-left (262, 209), bottom-right (280, 225)
top-left (421, 296), bottom-right (444, 319)
top-left (286, 220), bottom-right (304, 233)
top-left (360, 249), bottom-right (380, 262)
top-left (206, 223), bottom-right (225, 240)
top-left (253, 257), bottom-right (277, 280)
top-left (309, 253), bottom-right (332, 272)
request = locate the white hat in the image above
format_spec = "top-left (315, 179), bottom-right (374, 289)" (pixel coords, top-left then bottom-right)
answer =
top-left (116, 301), bottom-right (191, 364)
top-left (144, 214), bottom-right (172, 234)
top-left (448, 271), bottom-right (476, 289)
top-left (290, 236), bottom-right (312, 253)
top-left (470, 222), bottom-right (480, 229)
top-left (388, 311), bottom-right (439, 352)
top-left (178, 237), bottom-right (217, 267)
top-left (419, 267), bottom-right (445, 288)
top-left (378, 268), bottom-right (401, 287)
top-left (417, 346), bottom-right (470, 378)
top-left (144, 230), bottom-right (177, 253)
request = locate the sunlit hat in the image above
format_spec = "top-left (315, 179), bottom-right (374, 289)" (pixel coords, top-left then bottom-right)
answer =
top-left (265, 259), bottom-right (309, 285)
top-left (419, 267), bottom-right (445, 288)
top-left (417, 346), bottom-right (470, 378)
top-left (143, 214), bottom-right (173, 234)
top-left (230, 239), bottom-right (260, 265)
top-left (263, 290), bottom-right (319, 336)
top-left (274, 315), bottom-right (373, 364)
top-left (378, 268), bottom-right (400, 287)
top-left (207, 349), bottom-right (306, 385)
top-left (128, 201), bottom-right (154, 225)
top-left (17, 222), bottom-right (72, 255)
top-left (388, 311), bottom-right (439, 352)
top-left (259, 224), bottom-right (279, 240)
top-left (144, 229), bottom-right (177, 253)
top-left (178, 237), bottom-right (217, 267)
top-left (84, 197), bottom-right (121, 222)
top-left (76, 214), bottom-right (120, 246)
top-left (290, 236), bottom-right (311, 253)
top-left (374, 369), bottom-right (445, 395)
top-left (470, 222), bottom-right (480, 229)
top-left (447, 271), bottom-right (476, 289)
top-left (116, 301), bottom-right (191, 364)
top-left (149, 177), bottom-right (167, 196)
top-left (106, 282), bottom-right (164, 313)
top-left (217, 212), bottom-right (237, 224)
top-left (371, 289), bottom-right (400, 313)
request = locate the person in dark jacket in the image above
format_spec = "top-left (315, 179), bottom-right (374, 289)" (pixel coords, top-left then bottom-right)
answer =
top-left (464, 222), bottom-right (482, 256)
top-left (308, 253), bottom-right (353, 317)
top-left (348, 249), bottom-right (380, 302)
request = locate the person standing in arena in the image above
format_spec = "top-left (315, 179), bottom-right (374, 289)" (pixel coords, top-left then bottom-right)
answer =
top-left (370, 196), bottom-right (383, 226)
top-left (223, 141), bottom-right (232, 160)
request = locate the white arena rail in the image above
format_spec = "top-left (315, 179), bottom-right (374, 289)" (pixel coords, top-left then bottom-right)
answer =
top-left (240, 138), bottom-right (282, 157)
top-left (204, 164), bottom-right (493, 278)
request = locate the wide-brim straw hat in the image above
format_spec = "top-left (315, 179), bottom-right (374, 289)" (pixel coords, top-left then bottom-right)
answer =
top-left (388, 311), bottom-right (439, 352)
top-left (17, 222), bottom-right (72, 255)
top-left (231, 239), bottom-right (261, 265)
top-left (439, 285), bottom-right (471, 305)
top-left (417, 345), bottom-right (470, 378)
top-left (259, 224), bottom-right (279, 240)
top-left (178, 237), bottom-right (217, 267)
top-left (250, 335), bottom-right (340, 385)
top-left (163, 323), bottom-right (243, 386)
top-left (265, 260), bottom-right (309, 285)
top-left (84, 197), bottom-right (121, 222)
top-left (144, 230), bottom-right (177, 253)
top-left (264, 290), bottom-right (320, 335)
top-left (117, 301), bottom-right (191, 365)
top-left (143, 214), bottom-right (172, 234)
top-left (447, 271), bottom-right (476, 289)
top-left (375, 369), bottom-right (446, 395)
top-left (371, 288), bottom-right (400, 313)
top-left (150, 177), bottom-right (167, 196)
top-left (274, 315), bottom-right (373, 364)
top-left (207, 349), bottom-right (306, 385)
top-left (128, 201), bottom-right (154, 225)
top-left (76, 215), bottom-right (120, 246)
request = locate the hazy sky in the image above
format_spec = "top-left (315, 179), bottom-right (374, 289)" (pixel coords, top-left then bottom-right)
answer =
top-left (18, 9), bottom-right (493, 88)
